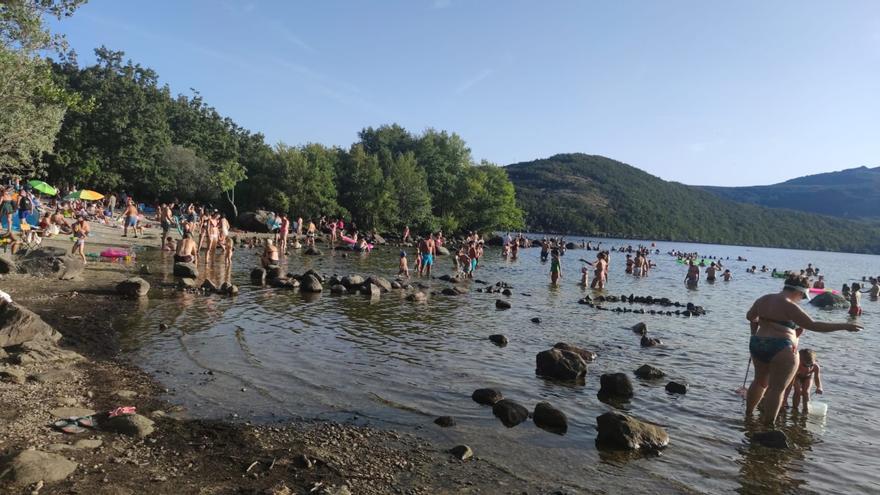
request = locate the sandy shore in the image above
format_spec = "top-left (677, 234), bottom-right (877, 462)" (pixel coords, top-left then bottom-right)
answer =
top-left (0, 228), bottom-right (555, 494)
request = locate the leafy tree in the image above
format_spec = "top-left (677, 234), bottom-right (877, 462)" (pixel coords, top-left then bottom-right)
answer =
top-left (336, 144), bottom-right (396, 231)
top-left (213, 159), bottom-right (246, 217)
top-left (0, 0), bottom-right (86, 177)
top-left (387, 151), bottom-right (433, 231)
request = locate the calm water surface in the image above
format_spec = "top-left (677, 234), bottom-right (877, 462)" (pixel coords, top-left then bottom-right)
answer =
top-left (117, 238), bottom-right (879, 494)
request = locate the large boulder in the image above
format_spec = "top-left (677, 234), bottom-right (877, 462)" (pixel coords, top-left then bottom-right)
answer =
top-left (236, 210), bottom-right (271, 233)
top-left (810, 292), bottom-right (850, 309)
top-left (23, 246), bottom-right (66, 259)
top-left (436, 246), bottom-right (451, 256)
top-left (0, 303), bottom-right (61, 348)
top-left (116, 277), bottom-right (150, 297)
top-left (7, 449), bottom-right (78, 486)
top-left (535, 348), bottom-right (587, 381)
top-left (598, 373), bottom-right (634, 399)
top-left (173, 262), bottom-right (199, 278)
top-left (596, 412), bottom-right (669, 450)
top-left (0, 254), bottom-right (17, 274)
top-left (304, 246), bottom-right (322, 256)
top-left (485, 235), bottom-right (504, 246)
top-left (553, 342), bottom-right (597, 362)
top-left (492, 399), bottom-right (529, 428)
top-left (300, 274), bottom-right (323, 293)
top-left (360, 283), bottom-right (381, 297)
top-left (533, 401), bottom-right (568, 434)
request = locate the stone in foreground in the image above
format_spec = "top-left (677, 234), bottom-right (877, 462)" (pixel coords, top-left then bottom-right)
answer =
top-left (7, 449), bottom-right (78, 486)
top-left (596, 412), bottom-right (669, 450)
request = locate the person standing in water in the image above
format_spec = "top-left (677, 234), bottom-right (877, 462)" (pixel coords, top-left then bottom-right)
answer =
top-left (590, 252), bottom-right (607, 289)
top-left (549, 248), bottom-right (562, 285)
top-left (685, 260), bottom-right (700, 286)
top-left (706, 262), bottom-right (719, 282)
top-left (849, 283), bottom-right (863, 316)
top-left (745, 275), bottom-right (860, 427)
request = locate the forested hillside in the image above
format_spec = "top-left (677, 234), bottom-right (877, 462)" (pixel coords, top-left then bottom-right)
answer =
top-left (702, 166), bottom-right (880, 219)
top-left (506, 154), bottom-right (880, 254)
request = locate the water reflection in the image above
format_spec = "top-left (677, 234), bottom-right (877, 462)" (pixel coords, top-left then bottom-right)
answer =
top-left (118, 238), bottom-right (880, 494)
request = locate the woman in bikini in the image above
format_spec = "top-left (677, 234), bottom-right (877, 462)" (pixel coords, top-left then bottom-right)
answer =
top-left (745, 275), bottom-right (860, 426)
top-left (206, 213), bottom-right (220, 261)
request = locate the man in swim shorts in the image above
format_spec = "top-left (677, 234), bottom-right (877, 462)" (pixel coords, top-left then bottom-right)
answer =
top-left (419, 234), bottom-right (435, 277)
top-left (123, 199), bottom-right (139, 238)
top-left (175, 232), bottom-right (197, 263)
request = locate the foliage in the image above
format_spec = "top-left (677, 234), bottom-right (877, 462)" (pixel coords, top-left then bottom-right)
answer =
top-left (42, 48), bottom-right (523, 234)
top-left (507, 153), bottom-right (880, 254)
top-left (702, 165), bottom-right (880, 219)
top-left (0, 0), bottom-right (85, 178)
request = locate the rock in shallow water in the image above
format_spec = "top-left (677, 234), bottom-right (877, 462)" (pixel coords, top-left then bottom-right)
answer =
top-left (536, 348), bottom-right (587, 381)
top-left (596, 412), bottom-right (669, 450)
top-left (634, 364), bottom-right (665, 379)
top-left (533, 401), bottom-right (567, 434)
top-left (665, 381), bottom-right (688, 394)
top-left (598, 373), bottom-right (634, 399)
top-left (449, 444), bottom-right (473, 460)
top-left (489, 334), bottom-right (508, 346)
top-left (116, 277), bottom-right (150, 297)
top-left (751, 430), bottom-right (789, 449)
top-left (471, 388), bottom-right (503, 405)
top-left (492, 399), bottom-right (529, 428)
top-left (495, 299), bottom-right (511, 310)
top-left (434, 416), bottom-right (456, 427)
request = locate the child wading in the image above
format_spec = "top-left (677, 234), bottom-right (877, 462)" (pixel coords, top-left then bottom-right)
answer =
top-left (786, 349), bottom-right (822, 412)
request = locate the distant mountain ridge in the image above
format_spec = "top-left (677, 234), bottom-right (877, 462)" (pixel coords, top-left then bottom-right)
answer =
top-left (700, 166), bottom-right (880, 218)
top-left (505, 154), bottom-right (880, 254)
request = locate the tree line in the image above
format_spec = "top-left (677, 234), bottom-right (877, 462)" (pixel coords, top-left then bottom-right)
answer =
top-left (1, 1), bottom-right (524, 234)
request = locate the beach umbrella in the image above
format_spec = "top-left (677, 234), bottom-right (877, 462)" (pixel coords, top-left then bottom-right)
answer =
top-left (64, 189), bottom-right (105, 201)
top-left (27, 180), bottom-right (57, 196)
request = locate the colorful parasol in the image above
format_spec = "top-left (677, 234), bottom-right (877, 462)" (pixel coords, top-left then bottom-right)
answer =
top-left (27, 180), bottom-right (57, 196)
top-left (64, 189), bottom-right (105, 201)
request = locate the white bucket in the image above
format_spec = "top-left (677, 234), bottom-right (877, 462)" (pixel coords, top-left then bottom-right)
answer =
top-left (809, 401), bottom-right (828, 417)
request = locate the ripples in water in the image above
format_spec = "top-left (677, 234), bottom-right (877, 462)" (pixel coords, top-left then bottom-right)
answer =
top-left (117, 239), bottom-right (880, 493)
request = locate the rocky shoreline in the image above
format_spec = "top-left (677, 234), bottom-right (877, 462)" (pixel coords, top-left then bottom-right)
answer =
top-left (0, 236), bottom-right (557, 494)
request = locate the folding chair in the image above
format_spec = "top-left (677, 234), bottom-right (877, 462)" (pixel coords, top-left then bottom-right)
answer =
top-left (19, 222), bottom-right (42, 251)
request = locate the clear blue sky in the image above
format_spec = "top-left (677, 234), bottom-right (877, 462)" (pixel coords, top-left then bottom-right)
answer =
top-left (50, 0), bottom-right (880, 186)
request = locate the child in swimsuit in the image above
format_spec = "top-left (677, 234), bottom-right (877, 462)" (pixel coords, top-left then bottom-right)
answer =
top-left (398, 251), bottom-right (409, 278)
top-left (849, 283), bottom-right (862, 316)
top-left (786, 349), bottom-right (822, 411)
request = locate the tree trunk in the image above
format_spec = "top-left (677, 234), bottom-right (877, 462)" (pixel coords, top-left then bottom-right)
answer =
top-left (225, 188), bottom-right (238, 218)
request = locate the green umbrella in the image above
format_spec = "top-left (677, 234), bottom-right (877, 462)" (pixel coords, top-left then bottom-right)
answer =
top-left (28, 180), bottom-right (57, 196)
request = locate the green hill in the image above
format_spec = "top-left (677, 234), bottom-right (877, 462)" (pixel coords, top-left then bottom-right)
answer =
top-left (506, 154), bottom-right (880, 254)
top-left (701, 166), bottom-right (880, 219)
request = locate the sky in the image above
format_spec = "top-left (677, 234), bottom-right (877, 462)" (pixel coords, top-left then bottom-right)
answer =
top-left (49, 0), bottom-right (880, 186)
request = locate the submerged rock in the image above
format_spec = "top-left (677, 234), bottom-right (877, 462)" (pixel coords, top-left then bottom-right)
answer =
top-left (598, 373), bottom-right (634, 399)
top-left (471, 388), bottom-right (503, 405)
top-left (492, 399), bottom-right (529, 428)
top-left (434, 416), bottom-right (456, 427)
top-left (250, 267), bottom-right (266, 284)
top-left (751, 430), bottom-right (789, 449)
top-left (495, 299), bottom-right (511, 310)
top-left (634, 364), bottom-right (665, 379)
top-left (533, 401), bottom-right (568, 434)
top-left (300, 274), bottom-right (324, 293)
top-left (489, 334), bottom-right (509, 347)
top-left (665, 381), bottom-right (688, 394)
top-left (596, 412), bottom-right (669, 450)
top-left (632, 322), bottom-right (647, 335)
top-left (553, 342), bottom-right (597, 362)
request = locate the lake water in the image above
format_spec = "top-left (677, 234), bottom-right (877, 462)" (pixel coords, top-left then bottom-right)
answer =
top-left (117, 238), bottom-right (879, 494)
